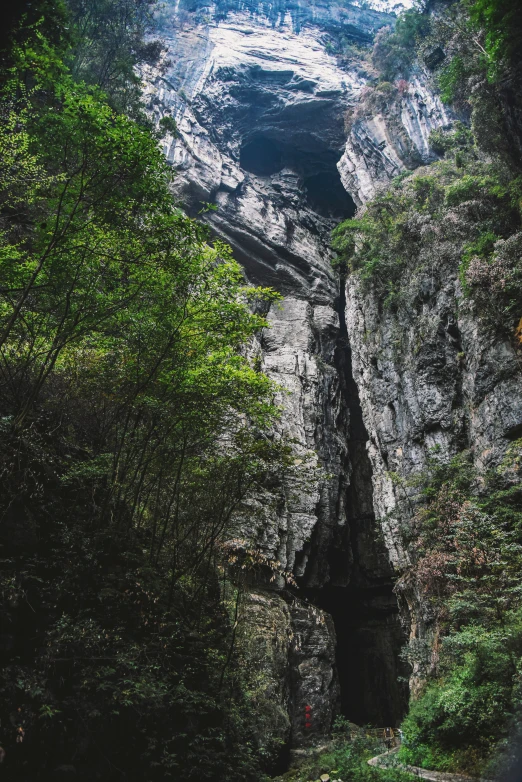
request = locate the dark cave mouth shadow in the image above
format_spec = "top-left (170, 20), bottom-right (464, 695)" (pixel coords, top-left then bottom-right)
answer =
top-left (239, 134), bottom-right (356, 219)
top-left (304, 583), bottom-right (409, 728)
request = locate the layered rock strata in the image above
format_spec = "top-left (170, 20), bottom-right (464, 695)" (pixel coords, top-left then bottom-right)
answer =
top-left (338, 72), bottom-right (452, 206)
top-left (143, 0), bottom-right (453, 756)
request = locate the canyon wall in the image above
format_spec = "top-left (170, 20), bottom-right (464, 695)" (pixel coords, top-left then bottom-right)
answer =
top-left (140, 0), bottom-right (521, 757)
top-left (344, 198), bottom-right (522, 692)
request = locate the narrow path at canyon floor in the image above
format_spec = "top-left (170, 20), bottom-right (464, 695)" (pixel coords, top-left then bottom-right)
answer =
top-left (368, 749), bottom-right (492, 782)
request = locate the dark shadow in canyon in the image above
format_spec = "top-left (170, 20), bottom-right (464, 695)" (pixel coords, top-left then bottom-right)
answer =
top-left (304, 171), bottom-right (355, 219)
top-left (330, 275), bottom-right (409, 726)
top-left (302, 273), bottom-right (409, 728)
top-left (315, 583), bottom-right (408, 726)
top-left (239, 134), bottom-right (357, 220)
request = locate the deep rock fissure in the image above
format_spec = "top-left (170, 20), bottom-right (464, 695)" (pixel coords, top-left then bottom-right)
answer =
top-left (309, 276), bottom-right (408, 728)
top-left (292, 274), bottom-right (407, 731)
top-left (310, 583), bottom-right (408, 727)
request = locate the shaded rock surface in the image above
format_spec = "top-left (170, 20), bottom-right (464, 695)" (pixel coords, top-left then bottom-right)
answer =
top-left (236, 591), bottom-right (339, 753)
top-left (344, 246), bottom-right (522, 690)
top-left (143, 0), bottom-right (450, 755)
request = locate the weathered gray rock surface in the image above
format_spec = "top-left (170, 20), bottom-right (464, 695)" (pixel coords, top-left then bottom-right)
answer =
top-left (338, 72), bottom-right (452, 205)
top-left (344, 236), bottom-right (522, 691)
top-left (143, 0), bottom-right (486, 758)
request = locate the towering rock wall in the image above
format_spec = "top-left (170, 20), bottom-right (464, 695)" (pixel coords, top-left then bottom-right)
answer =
top-left (338, 72), bottom-right (452, 206)
top-left (343, 204), bottom-right (522, 692)
top-left (142, 0), bottom-right (461, 756)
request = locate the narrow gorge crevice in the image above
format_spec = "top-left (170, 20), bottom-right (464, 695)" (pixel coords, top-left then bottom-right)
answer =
top-left (307, 277), bottom-right (408, 727)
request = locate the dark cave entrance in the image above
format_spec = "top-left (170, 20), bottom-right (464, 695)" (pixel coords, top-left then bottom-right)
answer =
top-left (240, 136), bottom-right (283, 176)
top-left (303, 171), bottom-right (356, 219)
top-left (303, 553), bottom-right (409, 728)
top-left (315, 584), bottom-right (408, 727)
top-left (239, 134), bottom-right (356, 220)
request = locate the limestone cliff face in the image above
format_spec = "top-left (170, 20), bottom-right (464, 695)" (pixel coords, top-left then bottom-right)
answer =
top-left (344, 236), bottom-right (522, 691)
top-left (236, 591), bottom-right (339, 754)
top-left (338, 72), bottom-right (452, 206)
top-left (143, 0), bottom-right (454, 755)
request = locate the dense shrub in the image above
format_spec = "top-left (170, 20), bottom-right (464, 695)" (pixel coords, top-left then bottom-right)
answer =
top-left (273, 726), bottom-right (415, 782)
top-left (398, 444), bottom-right (522, 774)
top-left (333, 131), bottom-right (522, 332)
top-left (372, 11), bottom-right (430, 82)
top-left (0, 1), bottom-right (289, 779)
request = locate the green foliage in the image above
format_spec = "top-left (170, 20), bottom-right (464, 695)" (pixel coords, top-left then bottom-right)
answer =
top-left (438, 57), bottom-right (467, 104)
top-left (470, 0), bottom-right (522, 75)
top-left (159, 114), bottom-right (179, 137)
top-left (401, 617), bottom-right (522, 774)
top-left (273, 731), bottom-right (415, 782)
top-left (412, 175), bottom-right (444, 211)
top-left (372, 10), bottom-right (431, 81)
top-left (0, 427), bottom-right (270, 780)
top-left (66, 0), bottom-right (163, 115)
top-left (0, 3), bottom-right (290, 780)
top-left (321, 735), bottom-right (411, 782)
top-left (0, 0), bottom-right (71, 65)
top-left (332, 187), bottom-right (411, 303)
top-left (428, 123), bottom-right (474, 157)
top-left (458, 229), bottom-right (499, 289)
top-left (443, 171), bottom-right (511, 207)
top-left (333, 128), bottom-right (522, 330)
top-left (399, 444), bottom-right (522, 774)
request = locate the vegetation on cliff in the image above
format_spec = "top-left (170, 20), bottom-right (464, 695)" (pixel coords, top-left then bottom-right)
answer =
top-left (399, 444), bottom-right (522, 774)
top-left (334, 0), bottom-right (522, 337)
top-left (0, 1), bottom-right (290, 779)
top-left (334, 0), bottom-right (522, 775)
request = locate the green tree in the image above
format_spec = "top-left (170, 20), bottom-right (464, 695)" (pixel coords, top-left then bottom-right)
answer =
top-left (0, 6), bottom-right (290, 779)
top-left (399, 445), bottom-right (522, 774)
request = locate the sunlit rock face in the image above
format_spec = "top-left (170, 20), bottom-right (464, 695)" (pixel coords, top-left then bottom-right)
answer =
top-left (143, 3), bottom-right (376, 295)
top-left (142, 0), bottom-right (424, 756)
top-left (338, 73), bottom-right (452, 205)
